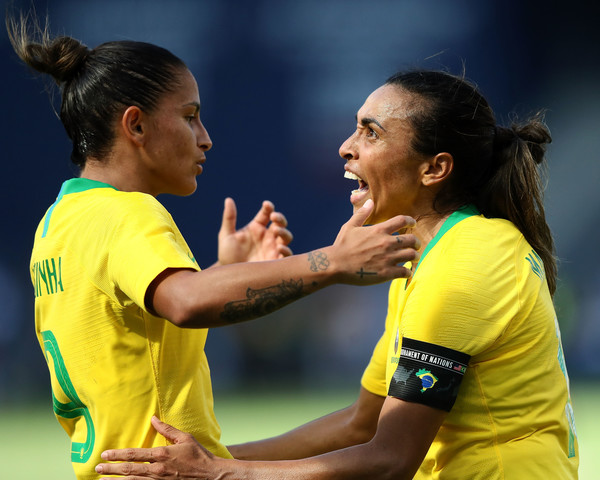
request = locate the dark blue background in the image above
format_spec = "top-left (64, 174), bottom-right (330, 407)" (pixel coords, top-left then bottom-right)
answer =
top-left (2, 0), bottom-right (599, 403)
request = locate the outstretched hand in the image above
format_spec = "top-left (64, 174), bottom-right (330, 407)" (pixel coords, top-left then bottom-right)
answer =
top-left (329, 199), bottom-right (421, 284)
top-left (96, 417), bottom-right (214, 480)
top-left (217, 197), bottom-right (293, 265)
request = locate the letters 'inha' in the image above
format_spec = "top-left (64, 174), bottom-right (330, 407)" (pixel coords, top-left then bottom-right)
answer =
top-left (32, 257), bottom-right (64, 297)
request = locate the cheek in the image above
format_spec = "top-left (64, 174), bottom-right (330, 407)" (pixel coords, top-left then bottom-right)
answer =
top-left (371, 168), bottom-right (396, 196)
top-left (169, 139), bottom-right (192, 165)
top-left (373, 173), bottom-right (408, 210)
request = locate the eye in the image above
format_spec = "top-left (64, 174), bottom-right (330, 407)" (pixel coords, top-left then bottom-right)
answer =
top-left (366, 127), bottom-right (379, 139)
top-left (185, 109), bottom-right (200, 123)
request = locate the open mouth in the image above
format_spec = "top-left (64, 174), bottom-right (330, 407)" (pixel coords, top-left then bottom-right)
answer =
top-left (344, 170), bottom-right (369, 193)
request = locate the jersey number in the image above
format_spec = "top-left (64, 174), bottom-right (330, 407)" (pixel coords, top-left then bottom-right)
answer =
top-left (41, 330), bottom-right (96, 463)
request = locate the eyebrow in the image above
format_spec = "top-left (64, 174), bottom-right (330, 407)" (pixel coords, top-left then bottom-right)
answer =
top-left (356, 115), bottom-right (386, 132)
top-left (184, 101), bottom-right (201, 112)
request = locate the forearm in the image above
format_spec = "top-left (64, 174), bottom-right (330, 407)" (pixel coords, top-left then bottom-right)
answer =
top-left (229, 388), bottom-right (384, 461)
top-left (220, 395), bottom-right (434, 479)
top-left (216, 441), bottom-right (411, 480)
top-left (229, 407), bottom-right (365, 461)
top-left (155, 249), bottom-right (337, 328)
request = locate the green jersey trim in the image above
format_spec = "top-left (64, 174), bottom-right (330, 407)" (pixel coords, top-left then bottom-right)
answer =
top-left (408, 205), bottom-right (479, 286)
top-left (41, 178), bottom-right (118, 238)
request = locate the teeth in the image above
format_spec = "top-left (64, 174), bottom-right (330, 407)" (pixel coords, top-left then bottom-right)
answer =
top-left (344, 170), bottom-right (367, 194)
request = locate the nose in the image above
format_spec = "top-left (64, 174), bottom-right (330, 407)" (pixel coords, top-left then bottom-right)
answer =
top-left (197, 121), bottom-right (213, 151)
top-left (338, 132), bottom-right (356, 160)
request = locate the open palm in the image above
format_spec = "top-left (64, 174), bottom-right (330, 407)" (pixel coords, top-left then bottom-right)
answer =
top-left (217, 197), bottom-right (293, 265)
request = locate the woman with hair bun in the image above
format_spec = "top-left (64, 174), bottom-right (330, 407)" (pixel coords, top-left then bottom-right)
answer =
top-left (98, 71), bottom-right (579, 479)
top-left (7, 12), bottom-right (421, 480)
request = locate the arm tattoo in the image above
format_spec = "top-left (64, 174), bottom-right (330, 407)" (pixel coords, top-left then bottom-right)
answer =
top-left (221, 279), bottom-right (304, 323)
top-left (308, 251), bottom-right (330, 272)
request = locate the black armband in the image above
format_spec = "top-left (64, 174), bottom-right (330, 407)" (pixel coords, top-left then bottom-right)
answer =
top-left (388, 337), bottom-right (470, 412)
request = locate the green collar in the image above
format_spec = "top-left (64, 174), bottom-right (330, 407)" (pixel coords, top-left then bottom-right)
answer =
top-left (408, 204), bottom-right (479, 284)
top-left (41, 178), bottom-right (118, 238)
top-left (58, 178), bottom-right (118, 198)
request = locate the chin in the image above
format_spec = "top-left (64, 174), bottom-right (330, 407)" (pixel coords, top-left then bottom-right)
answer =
top-left (179, 179), bottom-right (198, 196)
top-left (164, 184), bottom-right (197, 197)
top-left (181, 186), bottom-right (198, 196)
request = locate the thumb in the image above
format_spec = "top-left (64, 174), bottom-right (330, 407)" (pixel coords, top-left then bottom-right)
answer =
top-left (151, 416), bottom-right (189, 444)
top-left (347, 199), bottom-right (374, 227)
top-left (219, 197), bottom-right (237, 237)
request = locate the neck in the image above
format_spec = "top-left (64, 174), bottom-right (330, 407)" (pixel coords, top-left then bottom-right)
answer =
top-left (79, 155), bottom-right (154, 195)
top-left (413, 211), bottom-right (451, 253)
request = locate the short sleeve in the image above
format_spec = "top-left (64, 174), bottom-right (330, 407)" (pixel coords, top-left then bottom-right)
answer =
top-left (106, 194), bottom-right (199, 311)
top-left (361, 283), bottom-right (400, 397)
top-left (361, 329), bottom-right (389, 396)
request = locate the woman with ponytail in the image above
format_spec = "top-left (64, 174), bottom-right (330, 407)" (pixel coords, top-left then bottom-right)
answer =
top-left (7, 11), bottom-right (421, 480)
top-left (98, 70), bottom-right (579, 480)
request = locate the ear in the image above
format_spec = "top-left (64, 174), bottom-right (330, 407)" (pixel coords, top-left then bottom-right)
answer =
top-left (120, 106), bottom-right (146, 146)
top-left (421, 152), bottom-right (453, 187)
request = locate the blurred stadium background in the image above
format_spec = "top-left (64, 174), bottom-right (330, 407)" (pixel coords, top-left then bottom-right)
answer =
top-left (1, 0), bottom-right (598, 478)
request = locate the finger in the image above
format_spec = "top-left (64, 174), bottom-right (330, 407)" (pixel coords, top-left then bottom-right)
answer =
top-left (345, 199), bottom-right (375, 227)
top-left (387, 263), bottom-right (416, 279)
top-left (252, 200), bottom-right (275, 227)
top-left (377, 214), bottom-right (417, 235)
top-left (219, 197), bottom-right (237, 237)
top-left (397, 246), bottom-right (421, 264)
top-left (96, 461), bottom-right (151, 477)
top-left (100, 447), bottom-right (155, 462)
top-left (394, 233), bottom-right (421, 251)
top-left (151, 416), bottom-right (190, 444)
top-left (272, 226), bottom-right (293, 245)
top-left (277, 245), bottom-right (293, 257)
top-left (269, 211), bottom-right (288, 228)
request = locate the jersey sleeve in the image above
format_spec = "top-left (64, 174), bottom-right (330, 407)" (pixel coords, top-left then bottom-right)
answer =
top-left (361, 330), bottom-right (389, 397)
top-left (106, 194), bottom-right (200, 312)
top-left (361, 282), bottom-right (399, 397)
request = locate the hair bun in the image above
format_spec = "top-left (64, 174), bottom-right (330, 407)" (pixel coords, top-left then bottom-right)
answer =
top-left (514, 115), bottom-right (552, 164)
top-left (494, 116), bottom-right (551, 165)
top-left (46, 36), bottom-right (90, 83)
top-left (22, 35), bottom-right (90, 84)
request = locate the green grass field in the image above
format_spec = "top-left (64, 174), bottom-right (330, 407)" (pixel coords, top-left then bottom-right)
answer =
top-left (2, 383), bottom-right (598, 479)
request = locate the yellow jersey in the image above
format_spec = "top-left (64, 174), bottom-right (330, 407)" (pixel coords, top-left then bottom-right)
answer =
top-left (31, 178), bottom-right (231, 480)
top-left (361, 206), bottom-right (578, 479)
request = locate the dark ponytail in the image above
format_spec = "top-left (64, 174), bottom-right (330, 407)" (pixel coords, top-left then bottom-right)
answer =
top-left (386, 71), bottom-right (557, 295)
top-left (483, 114), bottom-right (556, 294)
top-left (6, 10), bottom-right (187, 167)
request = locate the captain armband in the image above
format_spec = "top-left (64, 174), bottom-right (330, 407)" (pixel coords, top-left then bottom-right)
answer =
top-left (388, 337), bottom-right (470, 412)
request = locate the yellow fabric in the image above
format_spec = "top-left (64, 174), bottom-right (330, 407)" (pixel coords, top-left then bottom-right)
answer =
top-left (361, 211), bottom-right (578, 479)
top-left (31, 178), bottom-right (231, 480)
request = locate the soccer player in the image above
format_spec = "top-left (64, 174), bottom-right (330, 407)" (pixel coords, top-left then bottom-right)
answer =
top-left (7, 12), bottom-right (420, 480)
top-left (97, 70), bottom-right (579, 479)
